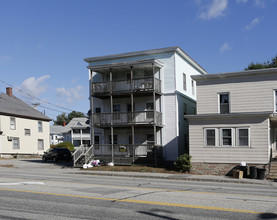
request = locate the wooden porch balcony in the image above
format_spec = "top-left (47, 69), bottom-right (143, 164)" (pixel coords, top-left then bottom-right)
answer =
top-left (91, 77), bottom-right (161, 96)
top-left (93, 144), bottom-right (154, 157)
top-left (92, 111), bottom-right (162, 127)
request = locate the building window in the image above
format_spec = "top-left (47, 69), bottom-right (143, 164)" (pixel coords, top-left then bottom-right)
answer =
top-left (38, 139), bottom-right (44, 150)
top-left (275, 90), bottom-right (277, 112)
top-left (147, 134), bottom-right (154, 145)
top-left (109, 135), bottom-right (118, 144)
top-left (24, 129), bottom-right (31, 136)
top-left (113, 104), bottom-right (120, 120)
top-left (146, 102), bottom-right (154, 119)
top-left (94, 135), bottom-right (100, 144)
top-left (10, 117), bottom-right (16, 130)
top-left (95, 108), bottom-right (101, 113)
top-left (221, 128), bottom-right (233, 146)
top-left (12, 137), bottom-right (20, 149)
top-left (205, 129), bottom-right (216, 146)
top-left (219, 93), bottom-right (230, 114)
top-left (128, 135), bottom-right (132, 145)
top-left (38, 121), bottom-right (43, 132)
top-left (183, 73), bottom-right (186, 91)
top-left (191, 79), bottom-right (195, 95)
top-left (237, 128), bottom-right (249, 146)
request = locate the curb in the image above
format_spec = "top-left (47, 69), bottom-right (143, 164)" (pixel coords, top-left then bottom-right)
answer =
top-left (71, 171), bottom-right (270, 185)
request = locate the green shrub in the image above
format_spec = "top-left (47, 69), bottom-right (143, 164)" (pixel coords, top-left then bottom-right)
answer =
top-left (51, 142), bottom-right (75, 152)
top-left (174, 154), bottom-right (191, 172)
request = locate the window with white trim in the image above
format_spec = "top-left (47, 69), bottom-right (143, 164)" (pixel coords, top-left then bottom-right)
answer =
top-left (219, 93), bottom-right (230, 114)
top-left (10, 117), bottom-right (16, 130)
top-left (221, 128), bottom-right (233, 146)
top-left (12, 137), bottom-right (20, 149)
top-left (275, 90), bottom-right (277, 112)
top-left (237, 128), bottom-right (249, 146)
top-left (204, 127), bottom-right (250, 147)
top-left (38, 121), bottom-right (43, 132)
top-left (25, 129), bottom-right (31, 136)
top-left (191, 79), bottom-right (195, 95)
top-left (38, 139), bottom-right (44, 150)
top-left (205, 129), bottom-right (216, 146)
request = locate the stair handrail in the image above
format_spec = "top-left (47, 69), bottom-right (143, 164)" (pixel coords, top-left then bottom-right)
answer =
top-left (73, 145), bottom-right (86, 166)
top-left (84, 145), bottom-right (94, 164)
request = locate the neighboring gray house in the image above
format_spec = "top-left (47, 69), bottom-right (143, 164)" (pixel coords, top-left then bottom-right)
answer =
top-left (186, 68), bottom-right (277, 175)
top-left (82, 47), bottom-right (207, 165)
top-left (0, 87), bottom-right (51, 155)
top-left (62, 117), bottom-right (90, 147)
top-left (50, 125), bottom-right (64, 145)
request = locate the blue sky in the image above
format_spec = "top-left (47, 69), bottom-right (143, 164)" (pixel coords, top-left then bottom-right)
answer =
top-left (0, 0), bottom-right (276, 121)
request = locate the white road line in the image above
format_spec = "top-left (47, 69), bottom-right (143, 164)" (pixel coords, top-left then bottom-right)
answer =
top-left (0, 182), bottom-right (45, 186)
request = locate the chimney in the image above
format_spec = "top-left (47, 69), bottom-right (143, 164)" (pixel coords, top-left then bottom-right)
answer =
top-left (6, 87), bottom-right (12, 97)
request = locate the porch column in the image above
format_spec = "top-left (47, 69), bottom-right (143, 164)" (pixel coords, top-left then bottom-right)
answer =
top-left (110, 68), bottom-right (114, 163)
top-left (80, 128), bottom-right (83, 145)
top-left (153, 63), bottom-right (157, 166)
top-left (89, 69), bottom-right (94, 146)
top-left (131, 66), bottom-right (135, 163)
top-left (71, 129), bottom-right (74, 145)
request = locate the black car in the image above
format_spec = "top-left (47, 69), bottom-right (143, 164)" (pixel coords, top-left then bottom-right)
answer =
top-left (42, 147), bottom-right (72, 162)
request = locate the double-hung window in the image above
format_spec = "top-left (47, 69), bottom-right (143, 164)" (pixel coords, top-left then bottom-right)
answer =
top-left (205, 129), bottom-right (216, 146)
top-left (12, 137), bottom-right (20, 149)
top-left (38, 121), bottom-right (43, 132)
top-left (10, 117), bottom-right (16, 130)
top-left (219, 93), bottom-right (230, 114)
top-left (221, 128), bottom-right (233, 146)
top-left (205, 127), bottom-right (250, 147)
top-left (237, 128), bottom-right (249, 146)
top-left (38, 139), bottom-right (44, 150)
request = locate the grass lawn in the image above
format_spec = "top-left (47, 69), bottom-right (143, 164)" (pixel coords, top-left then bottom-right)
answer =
top-left (84, 165), bottom-right (181, 174)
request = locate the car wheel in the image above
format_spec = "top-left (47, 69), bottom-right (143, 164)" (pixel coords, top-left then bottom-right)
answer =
top-left (42, 157), bottom-right (47, 162)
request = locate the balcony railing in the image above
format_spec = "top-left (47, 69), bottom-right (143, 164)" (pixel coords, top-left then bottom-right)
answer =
top-left (92, 111), bottom-right (162, 126)
top-left (91, 77), bottom-right (161, 95)
top-left (93, 144), bottom-right (154, 157)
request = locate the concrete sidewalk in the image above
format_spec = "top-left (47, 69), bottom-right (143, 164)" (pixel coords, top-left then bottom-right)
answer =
top-left (72, 169), bottom-right (277, 186)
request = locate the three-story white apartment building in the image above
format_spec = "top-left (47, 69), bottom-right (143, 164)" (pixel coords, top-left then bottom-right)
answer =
top-left (84, 47), bottom-right (206, 165)
top-left (187, 68), bottom-right (277, 175)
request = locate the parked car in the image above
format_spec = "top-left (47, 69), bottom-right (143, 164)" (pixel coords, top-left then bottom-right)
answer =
top-left (42, 147), bottom-right (72, 162)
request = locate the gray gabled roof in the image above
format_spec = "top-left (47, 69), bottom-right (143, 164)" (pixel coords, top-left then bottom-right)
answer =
top-left (50, 125), bottom-right (66, 134)
top-left (62, 117), bottom-right (90, 133)
top-left (0, 93), bottom-right (51, 121)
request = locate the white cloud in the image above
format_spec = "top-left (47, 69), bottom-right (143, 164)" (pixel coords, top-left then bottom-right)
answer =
top-left (199, 0), bottom-right (228, 20)
top-left (244, 17), bottom-right (260, 30)
top-left (254, 0), bottom-right (266, 8)
top-left (18, 75), bottom-right (50, 98)
top-left (56, 86), bottom-right (83, 103)
top-left (219, 42), bottom-right (231, 53)
top-left (0, 56), bottom-right (13, 63)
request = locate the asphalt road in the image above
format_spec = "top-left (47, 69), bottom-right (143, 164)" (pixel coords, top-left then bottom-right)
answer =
top-left (0, 159), bottom-right (277, 220)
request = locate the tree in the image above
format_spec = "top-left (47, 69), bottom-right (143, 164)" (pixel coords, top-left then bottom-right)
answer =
top-left (53, 111), bottom-right (86, 126)
top-left (245, 55), bottom-right (277, 70)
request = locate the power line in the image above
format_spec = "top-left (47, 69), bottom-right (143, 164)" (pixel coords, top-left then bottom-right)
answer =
top-left (0, 79), bottom-right (85, 114)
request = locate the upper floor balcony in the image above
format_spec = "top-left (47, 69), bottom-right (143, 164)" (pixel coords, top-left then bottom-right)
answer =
top-left (92, 111), bottom-right (162, 127)
top-left (91, 77), bottom-right (161, 97)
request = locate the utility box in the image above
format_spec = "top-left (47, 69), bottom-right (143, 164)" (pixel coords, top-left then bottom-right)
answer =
top-left (233, 169), bottom-right (243, 179)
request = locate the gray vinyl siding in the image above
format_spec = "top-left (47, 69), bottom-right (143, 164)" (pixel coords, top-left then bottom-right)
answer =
top-left (189, 116), bottom-right (270, 164)
top-left (196, 73), bottom-right (277, 114)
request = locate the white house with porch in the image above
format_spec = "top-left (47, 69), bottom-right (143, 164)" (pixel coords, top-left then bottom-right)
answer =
top-left (80, 47), bottom-right (206, 165)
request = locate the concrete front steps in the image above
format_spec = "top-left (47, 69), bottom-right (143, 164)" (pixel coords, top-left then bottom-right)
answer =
top-left (268, 159), bottom-right (277, 179)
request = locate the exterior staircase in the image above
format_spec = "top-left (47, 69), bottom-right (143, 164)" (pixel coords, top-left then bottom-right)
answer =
top-left (268, 158), bottom-right (277, 179)
top-left (73, 145), bottom-right (94, 168)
